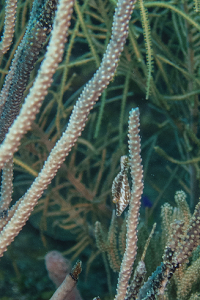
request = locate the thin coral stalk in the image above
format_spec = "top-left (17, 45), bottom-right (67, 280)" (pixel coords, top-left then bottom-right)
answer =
top-left (0, 0), bottom-right (17, 56)
top-left (115, 108), bottom-right (143, 300)
top-left (50, 261), bottom-right (82, 300)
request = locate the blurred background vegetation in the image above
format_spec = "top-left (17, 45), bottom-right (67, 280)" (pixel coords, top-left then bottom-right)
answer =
top-left (0, 0), bottom-right (200, 298)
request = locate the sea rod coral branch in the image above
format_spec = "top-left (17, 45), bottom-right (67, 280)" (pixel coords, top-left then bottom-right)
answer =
top-left (0, 0), bottom-right (136, 256)
top-left (115, 108), bottom-right (143, 300)
top-left (0, 0), bottom-right (17, 56)
top-left (0, 0), bottom-right (73, 169)
top-left (0, 0), bottom-right (57, 143)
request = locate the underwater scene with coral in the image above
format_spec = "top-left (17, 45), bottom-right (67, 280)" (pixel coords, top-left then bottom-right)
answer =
top-left (0, 0), bottom-right (200, 299)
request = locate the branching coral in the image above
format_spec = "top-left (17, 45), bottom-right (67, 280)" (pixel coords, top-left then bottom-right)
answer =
top-left (0, 0), bottom-right (136, 258)
top-left (1, 0), bottom-right (200, 299)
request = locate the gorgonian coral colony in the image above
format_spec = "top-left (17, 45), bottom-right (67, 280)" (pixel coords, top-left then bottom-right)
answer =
top-left (1, 0), bottom-right (200, 299)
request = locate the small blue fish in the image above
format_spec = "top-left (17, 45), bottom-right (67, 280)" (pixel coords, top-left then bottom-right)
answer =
top-left (142, 195), bottom-right (152, 208)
